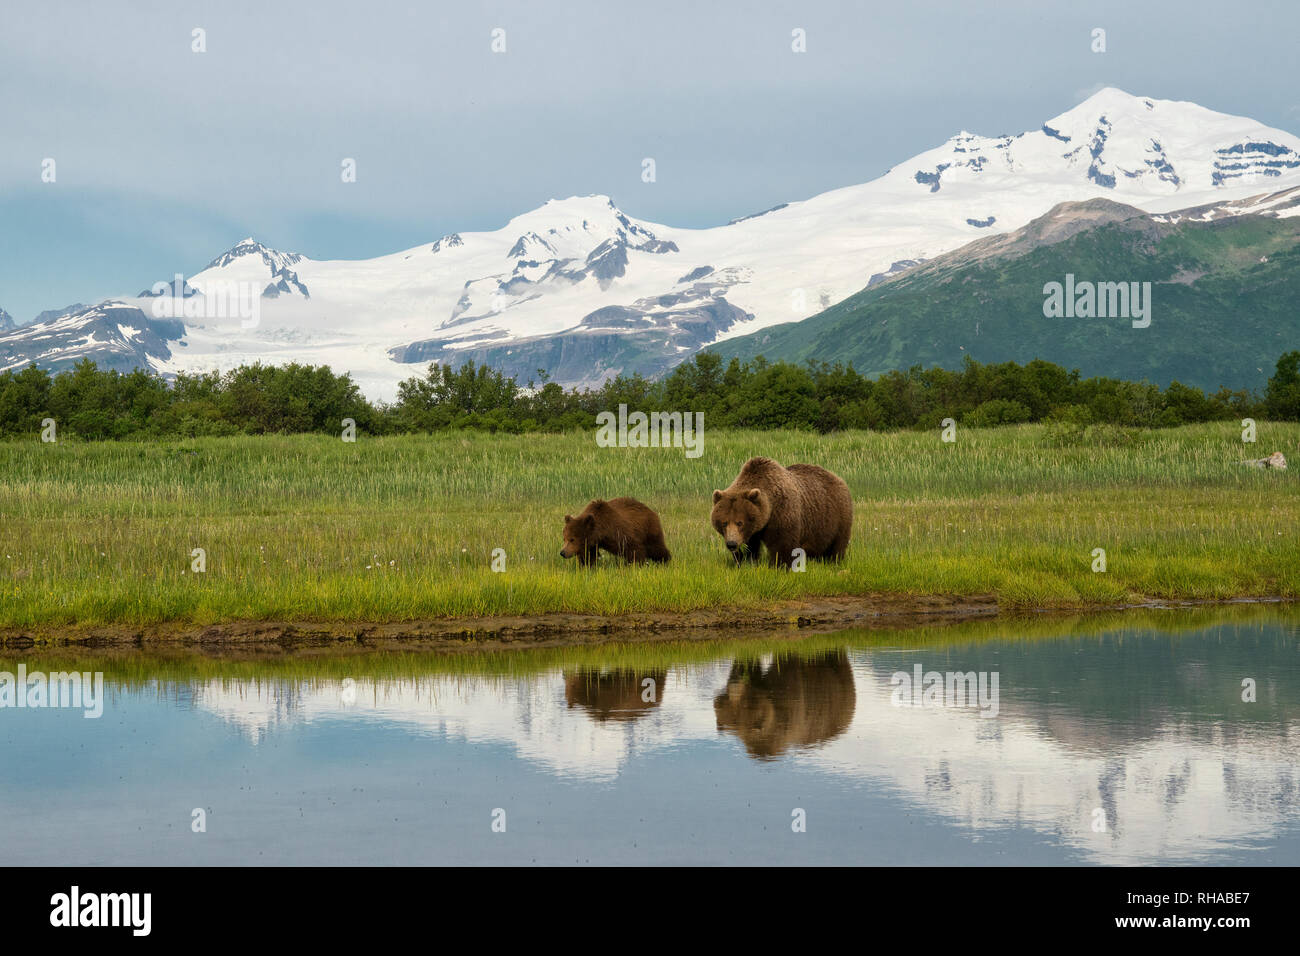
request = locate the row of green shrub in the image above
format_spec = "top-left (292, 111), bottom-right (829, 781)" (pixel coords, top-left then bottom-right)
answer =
top-left (2, 350), bottom-right (1298, 440)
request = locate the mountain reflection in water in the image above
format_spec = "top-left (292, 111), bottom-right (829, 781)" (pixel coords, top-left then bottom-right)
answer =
top-left (2, 608), bottom-right (1297, 864)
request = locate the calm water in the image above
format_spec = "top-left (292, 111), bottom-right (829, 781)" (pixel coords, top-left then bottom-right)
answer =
top-left (2, 608), bottom-right (1298, 865)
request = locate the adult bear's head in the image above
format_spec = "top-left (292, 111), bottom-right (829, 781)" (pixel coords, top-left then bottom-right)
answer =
top-left (711, 487), bottom-right (772, 553)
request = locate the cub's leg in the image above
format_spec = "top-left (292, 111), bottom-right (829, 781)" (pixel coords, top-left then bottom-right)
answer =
top-left (646, 534), bottom-right (671, 563)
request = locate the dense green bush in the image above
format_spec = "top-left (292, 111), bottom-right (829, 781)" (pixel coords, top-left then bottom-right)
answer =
top-left (0, 350), bottom-right (1292, 441)
top-left (1265, 351), bottom-right (1300, 421)
top-left (963, 398), bottom-right (1033, 427)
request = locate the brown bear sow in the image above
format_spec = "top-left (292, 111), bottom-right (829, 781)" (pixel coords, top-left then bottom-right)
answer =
top-left (560, 497), bottom-right (671, 566)
top-left (711, 457), bottom-right (852, 567)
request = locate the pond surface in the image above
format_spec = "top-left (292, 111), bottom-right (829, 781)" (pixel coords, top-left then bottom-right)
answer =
top-left (2, 607), bottom-right (1298, 865)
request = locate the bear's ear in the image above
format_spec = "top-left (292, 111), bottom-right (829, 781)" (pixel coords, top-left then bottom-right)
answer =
top-left (591, 498), bottom-right (605, 508)
top-left (583, 513), bottom-right (596, 528)
top-left (745, 488), bottom-right (762, 503)
top-left (564, 514), bottom-right (572, 522)
top-left (712, 490), bottom-right (723, 503)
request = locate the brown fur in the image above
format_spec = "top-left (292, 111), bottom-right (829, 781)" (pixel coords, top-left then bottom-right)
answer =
top-left (711, 457), bottom-right (852, 567)
top-left (560, 497), bottom-right (671, 566)
top-left (564, 668), bottom-right (667, 722)
top-left (713, 651), bottom-right (857, 760)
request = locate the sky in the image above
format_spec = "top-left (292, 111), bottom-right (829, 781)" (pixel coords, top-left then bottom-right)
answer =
top-left (3, 0), bottom-right (1300, 321)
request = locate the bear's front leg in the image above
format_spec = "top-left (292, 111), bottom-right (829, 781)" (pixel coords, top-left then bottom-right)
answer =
top-left (578, 547), bottom-right (599, 567)
top-left (766, 534), bottom-right (797, 568)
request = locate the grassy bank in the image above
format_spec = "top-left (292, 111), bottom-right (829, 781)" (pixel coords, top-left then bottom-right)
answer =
top-left (1, 423), bottom-right (1297, 630)
top-left (5, 603), bottom-right (1293, 683)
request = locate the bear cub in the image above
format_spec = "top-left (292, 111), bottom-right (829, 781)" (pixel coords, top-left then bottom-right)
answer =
top-left (561, 497), bottom-right (671, 566)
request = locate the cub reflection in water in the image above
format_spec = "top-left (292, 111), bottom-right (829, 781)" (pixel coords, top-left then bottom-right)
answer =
top-left (714, 651), bottom-right (857, 760)
top-left (563, 669), bottom-right (668, 722)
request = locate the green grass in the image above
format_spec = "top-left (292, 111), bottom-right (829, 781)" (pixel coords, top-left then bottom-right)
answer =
top-left (1, 423), bottom-right (1297, 629)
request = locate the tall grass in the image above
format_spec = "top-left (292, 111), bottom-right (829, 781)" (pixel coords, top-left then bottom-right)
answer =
top-left (1, 423), bottom-right (1297, 628)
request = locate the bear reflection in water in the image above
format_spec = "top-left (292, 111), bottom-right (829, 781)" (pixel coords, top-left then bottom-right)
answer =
top-left (713, 651), bottom-right (857, 760)
top-left (563, 669), bottom-right (668, 722)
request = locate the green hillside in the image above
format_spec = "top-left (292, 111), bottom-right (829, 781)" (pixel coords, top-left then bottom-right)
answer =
top-left (712, 200), bottom-right (1300, 392)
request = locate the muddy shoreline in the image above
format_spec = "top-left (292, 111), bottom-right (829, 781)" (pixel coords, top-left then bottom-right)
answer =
top-left (2, 593), bottom-right (1292, 655)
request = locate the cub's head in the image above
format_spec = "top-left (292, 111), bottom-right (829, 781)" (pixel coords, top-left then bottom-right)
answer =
top-left (711, 488), bottom-right (771, 553)
top-left (560, 512), bottom-right (596, 559)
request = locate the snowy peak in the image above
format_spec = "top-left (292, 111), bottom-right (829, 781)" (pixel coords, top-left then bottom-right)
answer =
top-left (902, 87), bottom-right (1300, 197)
top-left (1036, 87), bottom-right (1260, 139)
top-left (192, 237), bottom-right (310, 300)
top-left (32, 303), bottom-right (91, 324)
top-left (501, 195), bottom-right (663, 260)
top-left (437, 194), bottom-right (679, 327)
top-left (0, 307), bottom-right (14, 332)
top-left (1042, 86), bottom-right (1165, 132)
top-left (202, 237), bottom-right (304, 274)
top-left (1041, 89), bottom-right (1289, 189)
top-left (1044, 88), bottom-right (1300, 190)
top-left (430, 233), bottom-right (464, 254)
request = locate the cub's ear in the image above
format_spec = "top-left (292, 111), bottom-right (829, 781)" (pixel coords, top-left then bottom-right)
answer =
top-left (712, 490), bottom-right (724, 503)
top-left (564, 514), bottom-right (572, 522)
top-left (583, 513), bottom-right (596, 528)
top-left (745, 488), bottom-right (762, 502)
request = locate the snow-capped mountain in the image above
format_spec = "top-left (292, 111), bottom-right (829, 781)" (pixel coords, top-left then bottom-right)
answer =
top-left (4, 88), bottom-right (1299, 396)
top-left (0, 302), bottom-right (185, 374)
top-left (32, 303), bottom-right (90, 325)
top-left (0, 308), bottom-right (14, 332)
top-left (189, 237), bottom-right (311, 300)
